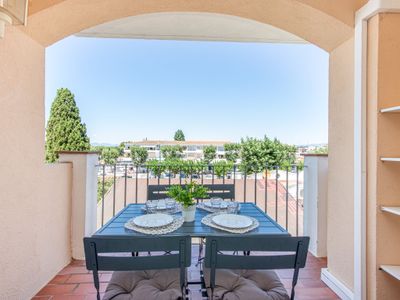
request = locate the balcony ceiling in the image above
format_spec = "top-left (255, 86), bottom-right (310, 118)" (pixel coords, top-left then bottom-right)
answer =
top-left (76, 12), bottom-right (306, 44)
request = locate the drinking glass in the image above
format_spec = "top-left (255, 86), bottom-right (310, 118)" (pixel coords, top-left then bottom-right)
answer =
top-left (166, 198), bottom-right (176, 212)
top-left (210, 197), bottom-right (222, 209)
top-left (157, 199), bottom-right (166, 210)
top-left (227, 201), bottom-right (239, 214)
top-left (146, 200), bottom-right (157, 214)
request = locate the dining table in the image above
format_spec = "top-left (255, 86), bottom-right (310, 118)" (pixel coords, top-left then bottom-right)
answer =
top-left (93, 202), bottom-right (289, 238)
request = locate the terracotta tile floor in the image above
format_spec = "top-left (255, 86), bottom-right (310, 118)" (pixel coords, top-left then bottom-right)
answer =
top-left (33, 247), bottom-right (339, 300)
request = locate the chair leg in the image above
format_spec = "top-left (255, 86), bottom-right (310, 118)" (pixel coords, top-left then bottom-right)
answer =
top-left (93, 271), bottom-right (100, 300)
top-left (196, 238), bottom-right (205, 266)
top-left (291, 268), bottom-right (300, 300)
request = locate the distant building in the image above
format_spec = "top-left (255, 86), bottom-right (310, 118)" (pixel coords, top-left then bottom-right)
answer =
top-left (124, 140), bottom-right (230, 161)
top-left (295, 143), bottom-right (328, 160)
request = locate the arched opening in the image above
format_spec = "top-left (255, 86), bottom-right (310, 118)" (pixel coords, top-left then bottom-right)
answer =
top-left (45, 13), bottom-right (329, 236)
top-left (0, 1), bottom-right (362, 298)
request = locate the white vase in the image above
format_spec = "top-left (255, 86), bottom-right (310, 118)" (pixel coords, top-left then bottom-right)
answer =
top-left (182, 205), bottom-right (196, 222)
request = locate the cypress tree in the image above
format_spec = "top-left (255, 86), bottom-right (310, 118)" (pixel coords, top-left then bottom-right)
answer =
top-left (174, 129), bottom-right (185, 141)
top-left (45, 88), bottom-right (90, 162)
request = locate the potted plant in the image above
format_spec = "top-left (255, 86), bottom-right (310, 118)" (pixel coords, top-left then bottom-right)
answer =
top-left (167, 181), bottom-right (208, 222)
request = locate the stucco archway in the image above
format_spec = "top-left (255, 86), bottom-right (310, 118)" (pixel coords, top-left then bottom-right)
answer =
top-left (0, 0), bottom-right (364, 298)
top-left (25, 0), bottom-right (355, 51)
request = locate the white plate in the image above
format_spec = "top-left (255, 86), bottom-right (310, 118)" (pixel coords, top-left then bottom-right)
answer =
top-left (133, 213), bottom-right (174, 228)
top-left (212, 214), bottom-right (253, 229)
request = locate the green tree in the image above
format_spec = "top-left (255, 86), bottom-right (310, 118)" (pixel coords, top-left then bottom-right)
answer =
top-left (203, 145), bottom-right (217, 164)
top-left (90, 145), bottom-right (105, 153)
top-left (164, 158), bottom-right (183, 176)
top-left (45, 88), bottom-right (90, 162)
top-left (118, 142), bottom-right (126, 156)
top-left (161, 145), bottom-right (183, 160)
top-left (239, 136), bottom-right (296, 174)
top-left (146, 159), bottom-right (166, 177)
top-left (239, 137), bottom-right (267, 173)
top-left (174, 129), bottom-right (185, 141)
top-left (97, 177), bottom-right (114, 202)
top-left (213, 160), bottom-right (234, 178)
top-left (224, 143), bottom-right (241, 163)
top-left (101, 147), bottom-right (120, 165)
top-left (130, 146), bottom-right (148, 166)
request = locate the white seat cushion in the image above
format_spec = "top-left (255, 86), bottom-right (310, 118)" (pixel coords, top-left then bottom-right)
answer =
top-left (103, 269), bottom-right (182, 300)
top-left (203, 268), bottom-right (289, 300)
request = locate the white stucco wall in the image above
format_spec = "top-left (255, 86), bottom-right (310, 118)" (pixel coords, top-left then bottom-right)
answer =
top-left (0, 26), bottom-right (73, 299)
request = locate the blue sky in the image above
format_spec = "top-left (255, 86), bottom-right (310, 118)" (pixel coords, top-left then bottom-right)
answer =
top-left (45, 36), bottom-right (328, 145)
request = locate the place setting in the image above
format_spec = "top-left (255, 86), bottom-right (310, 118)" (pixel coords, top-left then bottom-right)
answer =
top-left (141, 198), bottom-right (182, 214)
top-left (125, 198), bottom-right (184, 235)
top-left (197, 197), bottom-right (240, 213)
top-left (201, 211), bottom-right (259, 234)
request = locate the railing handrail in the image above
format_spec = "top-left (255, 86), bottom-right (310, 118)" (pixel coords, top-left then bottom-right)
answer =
top-left (96, 162), bottom-right (303, 169)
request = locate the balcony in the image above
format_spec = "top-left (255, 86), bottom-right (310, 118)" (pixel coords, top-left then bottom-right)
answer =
top-left (27, 152), bottom-right (334, 299)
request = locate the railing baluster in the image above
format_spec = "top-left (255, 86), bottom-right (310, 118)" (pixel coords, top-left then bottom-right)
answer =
top-left (264, 164), bottom-right (268, 214)
top-left (233, 165), bottom-right (236, 189)
top-left (157, 164), bottom-right (160, 186)
top-left (179, 166), bottom-right (182, 185)
top-left (212, 165), bottom-right (214, 185)
top-left (285, 168), bottom-right (289, 231)
top-left (254, 171), bottom-right (257, 205)
top-left (275, 166), bottom-right (278, 222)
top-left (296, 165), bottom-right (299, 236)
top-left (113, 164), bottom-right (116, 217)
top-left (124, 164), bottom-right (127, 207)
top-left (101, 164), bottom-right (105, 227)
top-left (243, 167), bottom-right (247, 203)
top-left (135, 165), bottom-right (138, 203)
top-left (201, 164), bottom-right (204, 185)
top-left (146, 165), bottom-right (149, 199)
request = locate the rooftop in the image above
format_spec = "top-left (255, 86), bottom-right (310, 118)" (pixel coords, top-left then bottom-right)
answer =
top-left (127, 140), bottom-right (231, 146)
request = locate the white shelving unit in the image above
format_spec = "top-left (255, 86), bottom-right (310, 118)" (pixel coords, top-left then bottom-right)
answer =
top-left (380, 265), bottom-right (400, 280)
top-left (381, 157), bottom-right (400, 162)
top-left (380, 106), bottom-right (400, 113)
top-left (381, 206), bottom-right (400, 216)
top-left (379, 102), bottom-right (400, 288)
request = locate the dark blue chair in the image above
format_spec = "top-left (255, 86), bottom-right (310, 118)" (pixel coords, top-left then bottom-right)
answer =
top-left (204, 236), bottom-right (310, 300)
top-left (84, 235), bottom-right (191, 300)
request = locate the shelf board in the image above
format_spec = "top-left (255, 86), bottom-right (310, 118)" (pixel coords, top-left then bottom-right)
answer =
top-left (381, 157), bottom-right (400, 162)
top-left (380, 106), bottom-right (400, 113)
top-left (380, 265), bottom-right (400, 280)
top-left (381, 206), bottom-right (400, 216)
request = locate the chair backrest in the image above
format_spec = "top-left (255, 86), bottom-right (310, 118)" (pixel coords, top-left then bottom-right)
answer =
top-left (204, 236), bottom-right (309, 300)
top-left (84, 235), bottom-right (191, 300)
top-left (147, 184), bottom-right (235, 200)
